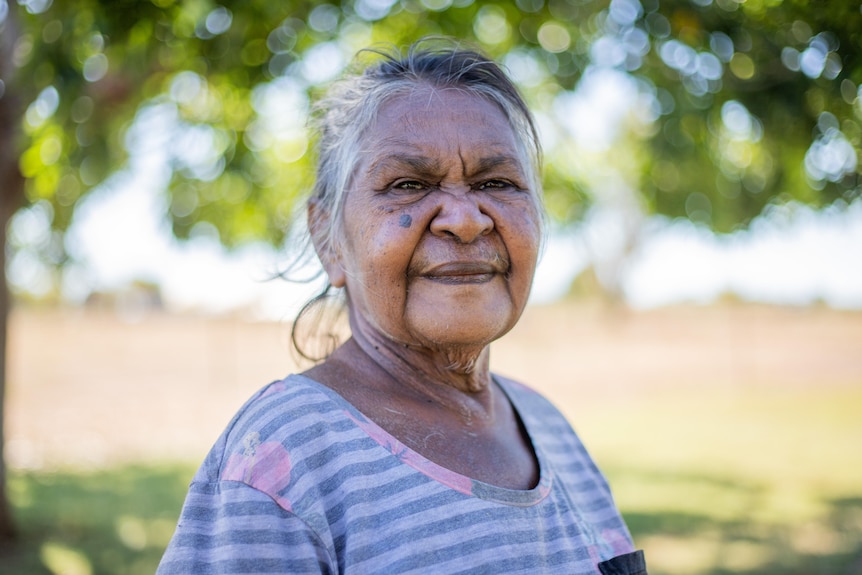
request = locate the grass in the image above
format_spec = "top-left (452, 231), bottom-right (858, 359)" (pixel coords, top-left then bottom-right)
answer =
top-left (4, 303), bottom-right (861, 573)
top-left (2, 464), bottom-right (195, 575)
top-left (3, 386), bottom-right (861, 575)
top-left (590, 385), bottom-right (862, 575)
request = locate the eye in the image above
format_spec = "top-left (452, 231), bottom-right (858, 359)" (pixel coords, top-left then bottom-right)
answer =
top-left (476, 179), bottom-right (512, 191)
top-left (392, 180), bottom-right (427, 191)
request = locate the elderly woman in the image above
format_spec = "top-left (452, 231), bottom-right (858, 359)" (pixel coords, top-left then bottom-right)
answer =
top-left (158, 40), bottom-right (646, 574)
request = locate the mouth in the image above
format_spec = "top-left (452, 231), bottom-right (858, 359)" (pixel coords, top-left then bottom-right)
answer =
top-left (420, 261), bottom-right (503, 284)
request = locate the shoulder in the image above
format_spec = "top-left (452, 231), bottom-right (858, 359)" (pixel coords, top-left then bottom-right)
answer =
top-left (494, 374), bottom-right (588, 454)
top-left (227, 375), bottom-right (351, 444)
top-left (493, 374), bottom-right (573, 431)
top-left (194, 375), bottom-right (363, 489)
top-left (165, 375), bottom-right (369, 566)
top-left (495, 373), bottom-right (609, 484)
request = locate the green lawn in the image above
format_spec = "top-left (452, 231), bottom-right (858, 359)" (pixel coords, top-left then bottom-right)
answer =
top-left (3, 386), bottom-right (861, 574)
top-left (3, 465), bottom-right (194, 575)
top-left (588, 385), bottom-right (862, 574)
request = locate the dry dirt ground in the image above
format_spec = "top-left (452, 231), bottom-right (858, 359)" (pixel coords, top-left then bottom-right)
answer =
top-left (6, 302), bottom-right (862, 470)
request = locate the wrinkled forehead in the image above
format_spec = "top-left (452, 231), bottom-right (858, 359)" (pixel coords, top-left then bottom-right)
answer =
top-left (357, 86), bottom-right (529, 170)
top-left (382, 86), bottom-right (509, 123)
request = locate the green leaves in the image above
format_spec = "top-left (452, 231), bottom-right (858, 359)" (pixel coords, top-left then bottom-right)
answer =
top-left (5, 0), bottom-right (861, 249)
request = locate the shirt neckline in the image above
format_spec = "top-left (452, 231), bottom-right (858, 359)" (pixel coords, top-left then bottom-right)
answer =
top-left (289, 373), bottom-right (553, 507)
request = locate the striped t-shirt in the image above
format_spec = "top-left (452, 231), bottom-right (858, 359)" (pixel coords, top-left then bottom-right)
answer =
top-left (158, 374), bottom-right (640, 574)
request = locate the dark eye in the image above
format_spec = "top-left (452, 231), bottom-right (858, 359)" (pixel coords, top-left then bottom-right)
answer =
top-left (392, 180), bottom-right (427, 191)
top-left (476, 180), bottom-right (511, 191)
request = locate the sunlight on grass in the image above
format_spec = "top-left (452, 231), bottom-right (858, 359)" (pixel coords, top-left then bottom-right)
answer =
top-left (4, 465), bottom-right (194, 575)
top-left (115, 516), bottom-right (147, 551)
top-left (586, 384), bottom-right (862, 574)
top-left (40, 542), bottom-right (93, 575)
top-left (719, 540), bottom-right (774, 572)
top-left (638, 534), bottom-right (726, 574)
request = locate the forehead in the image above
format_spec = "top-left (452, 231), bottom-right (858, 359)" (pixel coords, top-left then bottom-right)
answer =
top-left (362, 88), bottom-right (523, 161)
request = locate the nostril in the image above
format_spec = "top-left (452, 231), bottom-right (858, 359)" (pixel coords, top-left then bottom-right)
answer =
top-left (446, 230), bottom-right (467, 244)
top-left (429, 196), bottom-right (494, 243)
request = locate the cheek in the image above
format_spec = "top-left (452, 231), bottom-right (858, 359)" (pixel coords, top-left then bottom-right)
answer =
top-left (343, 209), bottom-right (422, 291)
top-left (500, 203), bottom-right (542, 269)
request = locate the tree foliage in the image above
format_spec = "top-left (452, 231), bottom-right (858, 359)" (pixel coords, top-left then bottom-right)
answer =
top-left (5, 0), bottom-right (861, 248)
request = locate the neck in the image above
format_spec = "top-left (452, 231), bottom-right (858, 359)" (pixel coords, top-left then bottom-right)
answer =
top-left (346, 315), bottom-right (495, 418)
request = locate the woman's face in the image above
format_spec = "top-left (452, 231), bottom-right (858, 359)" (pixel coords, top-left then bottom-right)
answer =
top-left (325, 87), bottom-right (541, 352)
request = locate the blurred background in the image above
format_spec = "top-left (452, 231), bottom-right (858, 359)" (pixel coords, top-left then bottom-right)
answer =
top-left (1, 0), bottom-right (861, 573)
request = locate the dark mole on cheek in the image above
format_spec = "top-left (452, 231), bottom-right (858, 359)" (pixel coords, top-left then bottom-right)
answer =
top-left (399, 213), bottom-right (413, 228)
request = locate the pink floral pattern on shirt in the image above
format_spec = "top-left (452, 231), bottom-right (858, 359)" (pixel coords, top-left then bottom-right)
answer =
top-left (222, 431), bottom-right (294, 511)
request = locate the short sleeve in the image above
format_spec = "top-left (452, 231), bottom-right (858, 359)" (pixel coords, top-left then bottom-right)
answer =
top-left (157, 480), bottom-right (336, 575)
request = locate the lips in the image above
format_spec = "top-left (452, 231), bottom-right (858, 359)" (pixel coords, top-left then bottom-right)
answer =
top-left (420, 261), bottom-right (503, 284)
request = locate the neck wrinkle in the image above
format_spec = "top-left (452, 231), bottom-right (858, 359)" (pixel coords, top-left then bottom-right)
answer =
top-left (348, 317), bottom-right (495, 424)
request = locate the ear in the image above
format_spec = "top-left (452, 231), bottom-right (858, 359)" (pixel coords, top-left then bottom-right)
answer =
top-left (308, 198), bottom-right (346, 288)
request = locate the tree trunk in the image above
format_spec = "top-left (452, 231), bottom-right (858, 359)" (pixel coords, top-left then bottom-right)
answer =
top-left (0, 4), bottom-right (25, 542)
top-left (0, 173), bottom-right (17, 543)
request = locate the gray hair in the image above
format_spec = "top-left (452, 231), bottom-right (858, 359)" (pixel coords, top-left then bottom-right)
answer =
top-left (293, 38), bottom-right (544, 361)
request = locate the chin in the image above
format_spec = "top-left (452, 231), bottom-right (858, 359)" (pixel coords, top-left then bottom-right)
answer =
top-left (410, 312), bottom-right (514, 351)
top-left (406, 283), bottom-right (523, 343)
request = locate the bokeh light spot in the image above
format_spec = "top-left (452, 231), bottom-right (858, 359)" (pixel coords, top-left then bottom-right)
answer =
top-left (205, 7), bottom-right (232, 36)
top-left (83, 53), bottom-right (109, 83)
top-left (538, 22), bottom-right (571, 53)
top-left (420, 0), bottom-right (453, 11)
top-left (729, 53), bottom-right (755, 79)
top-left (473, 5), bottom-right (511, 46)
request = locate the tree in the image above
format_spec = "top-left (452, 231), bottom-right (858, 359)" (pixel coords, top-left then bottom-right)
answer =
top-left (1, 0), bottom-right (859, 539)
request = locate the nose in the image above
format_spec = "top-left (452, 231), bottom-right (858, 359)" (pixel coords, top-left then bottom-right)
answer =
top-left (429, 193), bottom-right (494, 243)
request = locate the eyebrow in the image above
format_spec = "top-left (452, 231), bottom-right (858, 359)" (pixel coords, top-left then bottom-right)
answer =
top-left (366, 153), bottom-right (524, 181)
top-left (366, 154), bottom-right (444, 180)
top-left (465, 154), bottom-right (525, 179)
